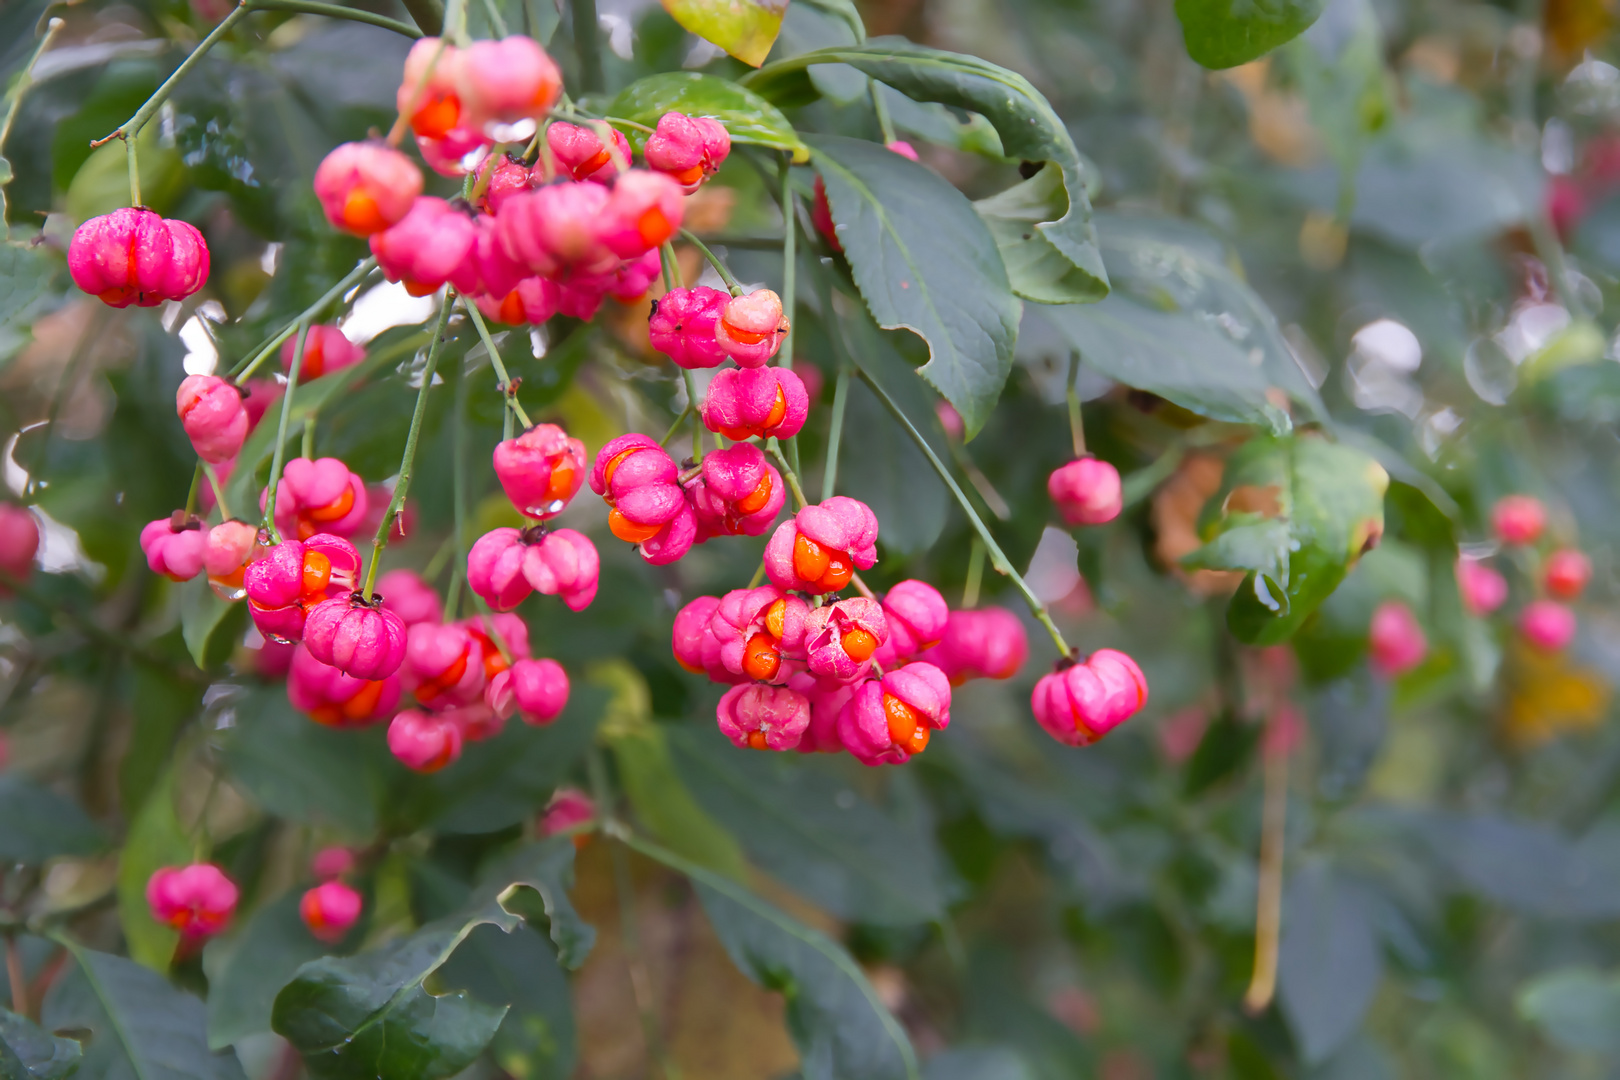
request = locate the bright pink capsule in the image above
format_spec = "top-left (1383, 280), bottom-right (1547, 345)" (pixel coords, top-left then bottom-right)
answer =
top-left (313, 142), bottom-right (423, 236)
top-left (521, 528), bottom-right (600, 611)
top-left (648, 286), bottom-right (729, 369)
top-left (871, 580), bottom-right (948, 667)
top-left (541, 787), bottom-right (594, 838)
top-left (838, 662), bottom-right (952, 765)
top-left (476, 154), bottom-right (533, 214)
top-left (716, 682), bottom-right (812, 752)
top-left (371, 197), bottom-right (480, 297)
top-left (243, 533), bottom-right (360, 643)
top-left (1457, 557), bottom-right (1509, 616)
top-left (263, 457), bottom-right (368, 542)
top-left (0, 505), bottom-right (38, 585)
top-left (475, 277), bottom-right (560, 327)
top-left (688, 443), bottom-right (785, 540)
top-left (69, 208), bottom-right (209, 308)
top-left (485, 657), bottom-right (569, 725)
top-left (802, 597), bottom-right (889, 684)
top-left (397, 38), bottom-right (465, 140)
top-left (376, 569), bottom-right (443, 627)
top-left (455, 36), bottom-right (562, 130)
top-left (300, 880), bottom-right (363, 943)
top-left (548, 121), bottom-right (631, 183)
top-left (672, 595), bottom-right (739, 684)
top-left (280, 325), bottom-right (365, 380)
top-left (598, 170), bottom-right (684, 259)
top-left (176, 375), bottom-right (248, 465)
top-left (404, 621), bottom-right (486, 709)
top-left (496, 181), bottom-right (617, 279)
top-left (387, 708), bottom-right (463, 772)
top-left (147, 863), bottom-right (237, 938)
top-left (930, 607), bottom-right (1028, 684)
top-left (1521, 599), bottom-right (1577, 651)
top-left (763, 496), bottom-right (879, 594)
top-left (140, 514), bottom-right (207, 582)
top-left (709, 586), bottom-right (809, 684)
top-left (287, 644), bottom-right (401, 727)
top-left (590, 434), bottom-right (698, 566)
top-left (1030, 649), bottom-right (1147, 747)
top-left (643, 112), bottom-right (730, 194)
top-left (202, 520), bottom-right (258, 600)
top-left (1493, 495), bottom-right (1547, 547)
top-left (1049, 458), bottom-right (1123, 527)
top-left (493, 423), bottom-right (587, 519)
top-left (416, 125), bottom-right (492, 178)
top-left (702, 366), bottom-right (809, 441)
top-left (303, 597), bottom-right (408, 681)
top-left (714, 289), bottom-right (788, 368)
top-left (468, 528), bottom-right (532, 611)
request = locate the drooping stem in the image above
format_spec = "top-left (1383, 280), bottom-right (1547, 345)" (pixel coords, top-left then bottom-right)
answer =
top-left (570, 0), bottom-right (604, 93)
top-left (1243, 733), bottom-right (1290, 1014)
top-left (362, 296), bottom-right (454, 599)
top-left (397, 0), bottom-right (444, 34)
top-left (856, 367), bottom-right (1071, 657)
top-left (962, 537), bottom-right (985, 609)
top-left (464, 300), bottom-right (533, 430)
top-left (660, 405), bottom-right (691, 447)
top-left (448, 355), bottom-right (472, 621)
top-left (479, 0), bottom-right (508, 35)
top-left (230, 258), bottom-right (377, 381)
top-left (679, 229), bottom-right (743, 296)
top-left (869, 78), bottom-right (897, 145)
top-left (777, 155), bottom-right (797, 368)
top-left (682, 370), bottom-right (704, 463)
top-left (1066, 350), bottom-right (1086, 458)
top-left (125, 137), bottom-right (141, 207)
top-left (261, 319), bottom-right (309, 541)
top-left (246, 0), bottom-right (422, 34)
top-left (766, 439), bottom-right (808, 510)
top-left (183, 461), bottom-right (204, 518)
top-left (203, 461), bottom-right (231, 519)
top-left (93, 4), bottom-right (252, 148)
top-left (659, 240), bottom-right (679, 294)
top-left (822, 367), bottom-right (849, 501)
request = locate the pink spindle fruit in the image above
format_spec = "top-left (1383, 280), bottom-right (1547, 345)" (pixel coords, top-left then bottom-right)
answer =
top-left (590, 434), bottom-right (697, 565)
top-left (455, 36), bottom-right (562, 129)
top-left (930, 608), bottom-right (1029, 684)
top-left (371, 197), bottom-right (480, 297)
top-left (872, 580), bottom-right (949, 667)
top-left (485, 657), bottom-right (569, 724)
top-left (547, 121), bottom-right (631, 182)
top-left (714, 289), bottom-right (789, 368)
top-left (763, 496), bottom-right (880, 594)
top-left (541, 787), bottom-right (594, 838)
top-left (311, 846), bottom-right (356, 879)
top-left (1545, 549), bottom-right (1592, 600)
top-left (0, 505), bottom-right (39, 585)
top-left (140, 515), bottom-right (207, 582)
top-left (1030, 649), bottom-right (1148, 747)
top-left (244, 534), bottom-right (360, 643)
top-left (493, 423), bottom-right (587, 519)
top-left (522, 529), bottom-right (600, 611)
top-left (1049, 458), bottom-right (1123, 527)
top-left (1521, 600), bottom-right (1577, 651)
top-left (147, 863), bottom-right (237, 938)
top-left (1368, 600), bottom-right (1427, 677)
top-left (303, 598), bottom-right (409, 681)
top-left (1457, 557), bottom-right (1509, 616)
top-left (176, 375), bottom-right (248, 464)
top-left (313, 142), bottom-right (423, 236)
top-left (203, 520), bottom-right (258, 600)
top-left (716, 683), bottom-right (812, 752)
top-left (672, 595), bottom-right (737, 684)
top-left (598, 170), bottom-right (684, 259)
top-left (301, 880), bottom-right (363, 943)
top-left (1493, 495), bottom-right (1547, 547)
top-left (397, 39), bottom-right (465, 139)
top-left (643, 112), bottom-right (731, 194)
top-left (280, 325), bottom-right (365, 380)
top-left (710, 586), bottom-right (809, 684)
top-left (838, 662), bottom-right (952, 766)
top-left (387, 709), bottom-right (463, 772)
top-left (702, 366), bottom-right (810, 441)
top-left (264, 457), bottom-right (368, 541)
top-left (376, 569), bottom-right (443, 627)
top-left (404, 622), bottom-right (486, 709)
top-left (69, 208), bottom-right (209, 307)
top-left (688, 444), bottom-right (785, 540)
top-left (648, 286), bottom-right (730, 370)
top-left (496, 182), bottom-right (616, 278)
top-left (802, 598), bottom-right (888, 684)
top-left (288, 644), bottom-right (401, 726)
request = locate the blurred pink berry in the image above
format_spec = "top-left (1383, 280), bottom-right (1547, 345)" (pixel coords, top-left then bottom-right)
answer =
top-left (377, 569), bottom-right (443, 627)
top-left (243, 534), bottom-right (360, 644)
top-left (598, 170), bottom-right (684, 259)
top-left (497, 181), bottom-right (617, 279)
top-left (288, 643), bottom-right (401, 726)
top-left (838, 662), bottom-right (952, 765)
top-left (1368, 600), bottom-right (1427, 677)
top-left (455, 36), bottom-right (562, 130)
top-left (69, 208), bottom-right (209, 308)
top-left (763, 496), bottom-right (879, 594)
top-left (262, 457), bottom-right (368, 542)
top-left (203, 519), bottom-right (258, 598)
top-left (702, 366), bottom-right (809, 441)
top-left (672, 595), bottom-right (738, 683)
top-left (541, 787), bottom-right (594, 838)
top-left (463, 612), bottom-right (531, 674)
top-left (486, 657), bottom-right (569, 724)
top-left (176, 375), bottom-right (248, 465)
top-left (240, 378), bottom-right (283, 430)
top-left (936, 401), bottom-right (964, 440)
top-left (0, 505), bottom-right (39, 585)
top-left (803, 597), bottom-right (888, 684)
top-left (608, 250), bottom-right (661, 301)
top-left (1493, 495), bottom-right (1547, 546)
top-left (140, 514), bottom-right (207, 582)
top-left (648, 286), bottom-right (729, 369)
top-left (1049, 458), bottom-right (1122, 526)
top-left (1521, 599), bottom-right (1577, 651)
top-left (643, 112), bottom-right (731, 193)
top-left (416, 125), bottom-right (492, 178)
top-left (398, 38), bottom-right (465, 139)
top-left (404, 622), bottom-right (486, 709)
top-left (688, 443), bottom-right (785, 540)
top-left (388, 709), bottom-right (463, 772)
top-left (711, 586), bottom-right (809, 683)
top-left (313, 142), bottom-right (422, 236)
top-left (1457, 557), bottom-right (1509, 616)
top-left (1031, 649), bottom-right (1148, 747)
top-left (147, 863), bottom-right (237, 938)
top-left (476, 155), bottom-right (533, 215)
top-left (717, 683), bottom-right (811, 751)
top-left (872, 580), bottom-right (948, 667)
top-left (1546, 549), bottom-right (1592, 600)
top-left (548, 121), bottom-right (631, 183)
top-left (590, 434), bottom-right (697, 566)
top-left (311, 846), bottom-right (355, 879)
top-left (930, 607), bottom-right (1029, 684)
top-left (371, 197), bottom-right (480, 297)
top-left (475, 277), bottom-right (560, 326)
top-left (522, 528), bottom-right (600, 611)
top-left (280, 325), bottom-right (364, 380)
top-left (494, 423), bottom-right (587, 519)
top-left (301, 880), bottom-right (362, 943)
top-left (714, 289), bottom-right (788, 368)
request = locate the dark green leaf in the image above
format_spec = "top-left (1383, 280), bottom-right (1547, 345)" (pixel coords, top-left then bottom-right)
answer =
top-left (0, 245), bottom-right (47, 332)
top-left (205, 892), bottom-right (346, 1050)
top-left (975, 165), bottom-right (1103, 305)
top-left (1174, 0), bottom-right (1325, 69)
top-left (670, 728), bottom-right (951, 926)
top-left (607, 73), bottom-right (807, 160)
top-left (1277, 860), bottom-right (1383, 1065)
top-left (0, 776), bottom-right (103, 864)
top-left (437, 924), bottom-right (576, 1080)
top-left (1516, 968), bottom-right (1620, 1054)
top-left (0, 1008), bottom-right (81, 1080)
top-left (179, 575), bottom-right (245, 672)
top-left (840, 378), bottom-right (947, 555)
top-left (1182, 713), bottom-right (1260, 797)
top-left (43, 945), bottom-right (246, 1080)
top-left (628, 834), bottom-right (920, 1080)
top-left (809, 133), bottom-right (1020, 438)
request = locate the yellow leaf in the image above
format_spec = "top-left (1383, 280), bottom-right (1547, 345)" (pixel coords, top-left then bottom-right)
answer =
top-left (661, 0), bottom-right (788, 67)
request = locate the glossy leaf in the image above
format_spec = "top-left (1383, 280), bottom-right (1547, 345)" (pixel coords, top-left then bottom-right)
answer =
top-left (205, 892), bottom-right (349, 1050)
top-left (975, 165), bottom-right (1103, 305)
top-left (0, 1008), bottom-right (82, 1080)
top-left (810, 133), bottom-right (1020, 438)
top-left (628, 833), bottom-right (920, 1080)
top-left (660, 0), bottom-right (788, 67)
top-left (607, 72), bottom-right (807, 160)
top-left (43, 945), bottom-right (246, 1080)
top-left (436, 924), bottom-right (576, 1080)
top-left (0, 775), bottom-right (104, 864)
top-left (669, 728), bottom-right (952, 925)
top-left (1277, 860), bottom-right (1383, 1065)
top-left (1517, 968), bottom-right (1620, 1054)
top-left (1185, 435), bottom-right (1388, 645)
top-left (1174, 0), bottom-right (1325, 69)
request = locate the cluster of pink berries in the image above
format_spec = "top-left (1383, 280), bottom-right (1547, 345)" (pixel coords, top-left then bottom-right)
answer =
top-left (1369, 493), bottom-right (1592, 677)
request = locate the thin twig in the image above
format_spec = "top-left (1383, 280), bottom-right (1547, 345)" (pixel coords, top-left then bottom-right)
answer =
top-left (1066, 350), bottom-right (1086, 458)
top-left (260, 318), bottom-right (308, 540)
top-left (230, 258), bottom-right (377, 382)
top-left (822, 368), bottom-right (848, 502)
top-left (679, 229), bottom-right (743, 295)
top-left (1244, 734), bottom-right (1289, 1014)
top-left (464, 300), bottom-right (533, 429)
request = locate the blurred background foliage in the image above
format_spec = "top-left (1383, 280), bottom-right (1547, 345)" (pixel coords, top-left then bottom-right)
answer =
top-left (8, 0), bottom-right (1620, 1077)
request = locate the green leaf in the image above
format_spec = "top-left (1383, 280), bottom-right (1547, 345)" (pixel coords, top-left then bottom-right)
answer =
top-left (121, 667), bottom-right (203, 820)
top-left (669, 729), bottom-right (951, 926)
top-left (660, 0), bottom-right (787, 67)
top-left (626, 833), bottom-right (920, 1080)
top-left (607, 73), bottom-right (807, 161)
top-left (0, 1008), bottom-right (82, 1080)
top-left (1182, 713), bottom-right (1261, 797)
top-left (115, 770), bottom-right (195, 971)
top-left (437, 924), bottom-right (576, 1080)
top-left (0, 245), bottom-right (48, 333)
top-left (205, 892), bottom-right (348, 1050)
top-left (1516, 968), bottom-right (1620, 1054)
top-left (179, 575), bottom-right (245, 672)
top-left (1174, 0), bottom-right (1325, 69)
top-left (1035, 213), bottom-right (1324, 431)
top-left (975, 165), bottom-right (1103, 305)
top-left (42, 945), bottom-right (246, 1080)
top-left (809, 133), bottom-right (1020, 439)
top-left (0, 776), bottom-right (104, 864)
top-left (1189, 435), bottom-right (1389, 645)
top-left (272, 839), bottom-right (592, 1080)
top-left (746, 41), bottom-right (1107, 302)
top-left (1276, 860), bottom-right (1383, 1065)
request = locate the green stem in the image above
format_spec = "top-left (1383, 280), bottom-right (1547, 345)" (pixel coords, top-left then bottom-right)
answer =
top-left (777, 155), bottom-right (796, 368)
top-left (478, 0), bottom-right (508, 35)
top-left (682, 370), bottom-right (703, 462)
top-left (93, 4), bottom-right (252, 148)
top-left (661, 405), bottom-right (691, 447)
top-left (362, 297), bottom-right (453, 599)
top-left (1066, 350), bottom-right (1086, 458)
top-left (230, 258), bottom-right (376, 381)
top-left (570, 0), bottom-right (603, 93)
top-left (261, 319), bottom-right (309, 540)
top-left (183, 461), bottom-right (204, 518)
top-left (203, 462), bottom-right (231, 519)
top-left (869, 78), bottom-right (897, 145)
top-left (679, 229), bottom-right (743, 296)
top-left (463, 300), bottom-right (533, 430)
top-left (856, 367), bottom-right (1071, 657)
top-left (822, 367), bottom-right (848, 502)
top-left (659, 240), bottom-right (679, 294)
top-left (449, 356), bottom-right (471, 620)
top-left (302, 411), bottom-right (316, 459)
top-left (0, 19), bottom-right (63, 215)
top-left (247, 0), bottom-right (422, 35)
top-left (125, 137), bottom-right (140, 207)
top-left (962, 537), bottom-right (985, 609)
top-left (766, 440), bottom-right (808, 509)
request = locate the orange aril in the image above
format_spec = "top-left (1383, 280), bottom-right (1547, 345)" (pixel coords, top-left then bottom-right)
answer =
top-left (308, 486), bottom-right (356, 523)
top-left (411, 93), bottom-right (461, 138)
top-left (404, 279), bottom-right (439, 298)
top-left (301, 550), bottom-right (333, 598)
top-left (734, 473), bottom-right (773, 515)
top-left (676, 655), bottom-right (706, 675)
top-left (637, 206), bottom-right (674, 248)
top-left (793, 535), bottom-right (830, 583)
top-left (884, 694), bottom-right (922, 746)
top-left (309, 704), bottom-right (343, 726)
top-left (724, 322), bottom-right (770, 345)
top-left (747, 730), bottom-right (769, 750)
top-left (609, 509), bottom-right (662, 544)
top-left (577, 148), bottom-right (612, 178)
top-left (904, 725), bottom-right (931, 754)
top-left (670, 164), bottom-right (705, 186)
top-left (342, 680), bottom-right (385, 721)
top-left (742, 632), bottom-right (780, 682)
top-left (762, 388), bottom-right (787, 432)
top-left (601, 446), bottom-right (641, 495)
top-left (841, 628), bottom-right (878, 662)
top-left (764, 598), bottom-right (787, 641)
top-left (341, 189), bottom-right (387, 235)
top-left (497, 290), bottom-right (525, 325)
top-left (415, 650), bottom-right (469, 705)
top-left (819, 552), bottom-right (853, 591)
top-left (547, 460), bottom-right (577, 502)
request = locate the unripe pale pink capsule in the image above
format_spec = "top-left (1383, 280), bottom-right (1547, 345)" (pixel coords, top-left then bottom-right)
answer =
top-left (930, 607), bottom-right (1028, 684)
top-left (0, 505), bottom-right (39, 584)
top-left (1368, 600), bottom-right (1426, 677)
top-left (1457, 557), bottom-right (1508, 616)
top-left (455, 36), bottom-right (562, 130)
top-left (1521, 599), bottom-right (1577, 651)
top-left (147, 863), bottom-right (237, 938)
top-left (301, 880), bottom-right (363, 943)
top-left (303, 598), bottom-right (409, 681)
top-left (203, 519), bottom-right (259, 600)
top-left (521, 528), bottom-right (600, 611)
top-left (702, 366), bottom-right (809, 441)
top-left (494, 423), bottom-right (586, 519)
top-left (1545, 549), bottom-right (1592, 600)
top-left (313, 142), bottom-right (423, 236)
top-left (376, 569), bottom-right (443, 627)
top-left (371, 197), bottom-right (481, 297)
top-left (1493, 495), bottom-right (1546, 547)
top-left (288, 644), bottom-right (401, 727)
top-left (648, 286), bottom-right (730, 369)
top-left (838, 662), bottom-right (952, 765)
top-left (281, 325), bottom-right (365, 380)
top-left (763, 496), bottom-right (880, 594)
top-left (140, 515), bottom-right (207, 582)
top-left (486, 657), bottom-right (569, 724)
top-left (388, 708), bottom-right (463, 772)
top-left (177, 375), bottom-right (248, 465)
top-left (598, 170), bottom-right (685, 259)
top-left (1030, 649), bottom-right (1147, 747)
top-left (714, 289), bottom-right (789, 368)
top-left (643, 112), bottom-right (731, 194)
top-left (716, 683), bottom-right (811, 751)
top-left (1048, 458), bottom-right (1123, 526)
top-left (69, 208), bottom-right (210, 308)
top-left (548, 121), bottom-right (631, 183)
